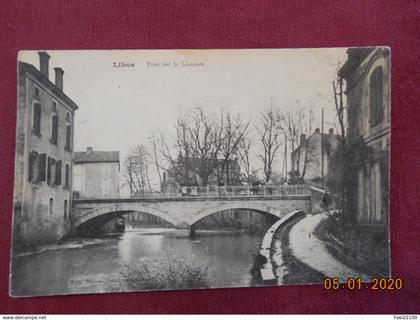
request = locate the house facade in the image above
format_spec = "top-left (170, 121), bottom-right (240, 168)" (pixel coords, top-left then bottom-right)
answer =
top-left (290, 128), bottom-right (341, 186)
top-left (339, 47), bottom-right (390, 225)
top-left (13, 52), bottom-right (78, 246)
top-left (73, 147), bottom-right (120, 199)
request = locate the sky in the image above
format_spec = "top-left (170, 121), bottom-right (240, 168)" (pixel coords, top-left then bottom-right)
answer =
top-left (19, 48), bottom-right (348, 194)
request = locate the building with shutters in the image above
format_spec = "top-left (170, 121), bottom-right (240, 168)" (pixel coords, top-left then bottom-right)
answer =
top-left (13, 52), bottom-right (78, 246)
top-left (290, 128), bottom-right (341, 186)
top-left (73, 147), bottom-right (120, 199)
top-left (338, 47), bottom-right (390, 225)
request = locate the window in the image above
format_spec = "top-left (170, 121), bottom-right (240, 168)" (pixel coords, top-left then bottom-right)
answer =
top-left (28, 151), bottom-right (39, 182)
top-left (32, 103), bottom-right (41, 136)
top-left (34, 87), bottom-right (40, 98)
top-left (47, 157), bottom-right (57, 186)
top-left (47, 157), bottom-right (51, 185)
top-left (65, 124), bottom-right (72, 151)
top-left (38, 153), bottom-right (47, 182)
top-left (51, 114), bottom-right (58, 144)
top-left (64, 163), bottom-right (70, 189)
top-left (28, 152), bottom-right (47, 183)
top-left (374, 163), bottom-right (382, 221)
top-left (55, 160), bottom-right (62, 185)
top-left (49, 198), bottom-right (54, 215)
top-left (369, 66), bottom-right (384, 127)
top-left (64, 199), bottom-right (68, 220)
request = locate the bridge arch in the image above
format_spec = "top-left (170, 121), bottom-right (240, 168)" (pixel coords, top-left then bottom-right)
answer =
top-left (73, 203), bottom-right (179, 230)
top-left (188, 202), bottom-right (283, 226)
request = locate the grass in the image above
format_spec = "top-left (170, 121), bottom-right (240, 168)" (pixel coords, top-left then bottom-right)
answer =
top-left (315, 212), bottom-right (390, 276)
top-left (119, 254), bottom-right (213, 291)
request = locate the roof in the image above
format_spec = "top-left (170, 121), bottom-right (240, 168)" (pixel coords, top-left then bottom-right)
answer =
top-left (74, 151), bottom-right (120, 164)
top-left (290, 132), bottom-right (341, 156)
top-left (338, 47), bottom-right (375, 80)
top-left (19, 61), bottom-right (79, 111)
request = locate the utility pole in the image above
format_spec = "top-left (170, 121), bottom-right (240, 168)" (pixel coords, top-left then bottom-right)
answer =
top-left (284, 132), bottom-right (287, 184)
top-left (321, 108), bottom-right (325, 190)
top-left (281, 132), bottom-right (288, 184)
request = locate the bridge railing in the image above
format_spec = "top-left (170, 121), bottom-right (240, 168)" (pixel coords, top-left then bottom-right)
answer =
top-left (310, 186), bottom-right (342, 214)
top-left (132, 184), bottom-right (311, 199)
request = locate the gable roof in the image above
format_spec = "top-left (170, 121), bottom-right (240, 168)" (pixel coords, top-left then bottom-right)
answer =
top-left (290, 132), bottom-right (341, 156)
top-left (19, 61), bottom-right (79, 111)
top-left (74, 151), bottom-right (120, 164)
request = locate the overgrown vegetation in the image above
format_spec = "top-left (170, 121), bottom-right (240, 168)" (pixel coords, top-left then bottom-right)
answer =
top-left (119, 255), bottom-right (212, 291)
top-left (315, 212), bottom-right (390, 276)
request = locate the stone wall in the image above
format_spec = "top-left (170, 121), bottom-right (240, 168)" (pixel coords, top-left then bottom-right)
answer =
top-left (72, 196), bottom-right (311, 232)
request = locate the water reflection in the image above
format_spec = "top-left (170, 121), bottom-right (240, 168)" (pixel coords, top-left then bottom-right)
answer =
top-left (11, 228), bottom-right (262, 296)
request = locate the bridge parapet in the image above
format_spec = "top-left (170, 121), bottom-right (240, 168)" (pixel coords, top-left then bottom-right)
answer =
top-left (139, 184), bottom-right (310, 198)
top-left (310, 187), bottom-right (341, 214)
top-left (73, 194), bottom-right (310, 204)
top-left (74, 184), bottom-right (311, 201)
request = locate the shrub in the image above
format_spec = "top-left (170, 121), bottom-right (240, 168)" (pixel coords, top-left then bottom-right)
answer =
top-left (120, 254), bottom-right (212, 291)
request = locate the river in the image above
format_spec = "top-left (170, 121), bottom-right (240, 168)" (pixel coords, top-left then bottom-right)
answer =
top-left (11, 228), bottom-right (262, 296)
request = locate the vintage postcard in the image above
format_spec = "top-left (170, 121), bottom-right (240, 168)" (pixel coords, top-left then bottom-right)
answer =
top-left (10, 48), bottom-right (390, 296)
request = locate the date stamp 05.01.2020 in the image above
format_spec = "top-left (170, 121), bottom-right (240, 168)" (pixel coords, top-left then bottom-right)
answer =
top-left (323, 277), bottom-right (403, 291)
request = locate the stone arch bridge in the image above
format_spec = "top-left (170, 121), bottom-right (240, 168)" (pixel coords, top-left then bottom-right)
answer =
top-left (71, 186), bottom-right (314, 235)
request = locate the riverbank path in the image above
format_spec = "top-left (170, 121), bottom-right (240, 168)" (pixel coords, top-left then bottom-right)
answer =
top-left (289, 212), bottom-right (371, 282)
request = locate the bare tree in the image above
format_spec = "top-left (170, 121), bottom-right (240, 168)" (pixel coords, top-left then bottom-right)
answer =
top-left (282, 107), bottom-right (316, 183)
top-left (237, 136), bottom-right (252, 185)
top-left (148, 132), bottom-right (163, 187)
top-left (187, 106), bottom-right (224, 186)
top-left (333, 79), bottom-right (347, 146)
top-left (152, 118), bottom-right (192, 188)
top-left (218, 110), bottom-right (250, 185)
top-left (124, 145), bottom-right (152, 196)
top-left (328, 77), bottom-right (348, 208)
top-left (151, 106), bottom-right (224, 187)
top-left (237, 134), bottom-right (261, 186)
top-left (284, 109), bottom-right (305, 154)
top-left (256, 101), bottom-right (284, 183)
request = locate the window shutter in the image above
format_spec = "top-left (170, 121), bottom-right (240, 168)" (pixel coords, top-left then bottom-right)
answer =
top-left (55, 160), bottom-right (62, 185)
top-left (66, 125), bottom-right (71, 150)
top-left (376, 69), bottom-right (384, 124)
top-left (52, 115), bottom-right (58, 144)
top-left (38, 153), bottom-right (47, 182)
top-left (47, 157), bottom-right (51, 185)
top-left (28, 152), bottom-right (35, 182)
top-left (33, 104), bottom-right (42, 135)
top-left (51, 158), bottom-right (56, 185)
top-left (370, 67), bottom-right (384, 127)
top-left (369, 79), bottom-right (375, 125)
top-left (65, 164), bottom-right (70, 188)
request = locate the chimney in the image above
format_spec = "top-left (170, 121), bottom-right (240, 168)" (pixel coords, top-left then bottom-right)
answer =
top-left (329, 128), bottom-right (334, 135)
top-left (38, 51), bottom-right (50, 78)
top-left (315, 128), bottom-right (320, 134)
top-left (86, 146), bottom-right (93, 154)
top-left (300, 134), bottom-right (306, 146)
top-left (54, 67), bottom-right (64, 91)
